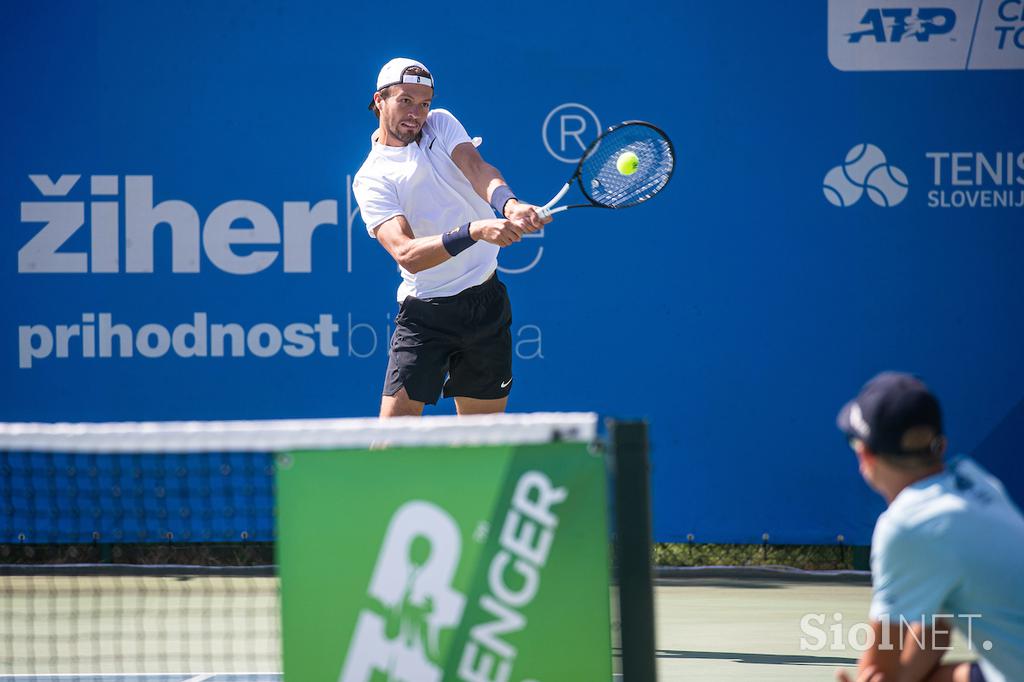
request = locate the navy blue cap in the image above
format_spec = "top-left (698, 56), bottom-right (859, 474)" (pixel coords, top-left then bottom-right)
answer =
top-left (837, 372), bottom-right (944, 456)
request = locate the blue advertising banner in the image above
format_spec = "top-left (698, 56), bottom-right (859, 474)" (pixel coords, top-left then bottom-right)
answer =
top-left (3, 1), bottom-right (1022, 543)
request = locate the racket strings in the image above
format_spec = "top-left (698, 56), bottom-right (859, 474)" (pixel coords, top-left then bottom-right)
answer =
top-left (579, 125), bottom-right (674, 209)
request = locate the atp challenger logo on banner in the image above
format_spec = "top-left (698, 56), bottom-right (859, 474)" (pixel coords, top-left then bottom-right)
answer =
top-left (341, 472), bottom-right (569, 682)
top-left (828, 0), bottom-right (1024, 70)
top-left (340, 501), bottom-right (466, 682)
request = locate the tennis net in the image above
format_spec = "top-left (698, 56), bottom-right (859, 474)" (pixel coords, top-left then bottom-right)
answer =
top-left (0, 414), bottom-right (632, 680)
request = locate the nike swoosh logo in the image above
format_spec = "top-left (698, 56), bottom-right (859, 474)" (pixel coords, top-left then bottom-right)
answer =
top-left (500, 378), bottom-right (513, 388)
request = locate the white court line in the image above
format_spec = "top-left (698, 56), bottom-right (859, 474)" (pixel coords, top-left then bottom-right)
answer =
top-left (182, 675), bottom-right (214, 682)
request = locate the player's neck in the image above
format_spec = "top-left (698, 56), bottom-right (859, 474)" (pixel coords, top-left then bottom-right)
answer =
top-left (881, 464), bottom-right (945, 505)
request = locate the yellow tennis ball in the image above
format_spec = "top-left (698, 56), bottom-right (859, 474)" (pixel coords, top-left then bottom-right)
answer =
top-left (617, 151), bottom-right (639, 176)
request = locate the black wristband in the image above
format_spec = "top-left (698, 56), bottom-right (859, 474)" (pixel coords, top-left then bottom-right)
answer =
top-left (489, 185), bottom-right (517, 217)
top-left (441, 223), bottom-right (476, 256)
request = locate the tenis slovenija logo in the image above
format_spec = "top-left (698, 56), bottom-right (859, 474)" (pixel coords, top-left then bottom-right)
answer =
top-left (823, 144), bottom-right (909, 208)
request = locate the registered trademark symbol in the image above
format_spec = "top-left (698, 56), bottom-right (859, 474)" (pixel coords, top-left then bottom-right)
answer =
top-left (541, 103), bottom-right (602, 164)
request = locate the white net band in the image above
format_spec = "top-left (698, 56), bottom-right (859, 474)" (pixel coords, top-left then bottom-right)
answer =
top-left (0, 412), bottom-right (598, 453)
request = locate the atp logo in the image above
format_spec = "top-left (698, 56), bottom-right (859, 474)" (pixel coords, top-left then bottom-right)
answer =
top-left (847, 7), bottom-right (957, 42)
top-left (823, 144), bottom-right (909, 208)
top-left (829, 0), bottom-right (1024, 71)
top-left (340, 501), bottom-right (466, 682)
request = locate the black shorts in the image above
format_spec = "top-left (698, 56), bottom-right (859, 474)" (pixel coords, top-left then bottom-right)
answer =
top-left (383, 273), bottom-right (513, 405)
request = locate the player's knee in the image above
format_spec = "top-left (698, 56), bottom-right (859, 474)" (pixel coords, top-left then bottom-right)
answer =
top-left (379, 387), bottom-right (425, 417)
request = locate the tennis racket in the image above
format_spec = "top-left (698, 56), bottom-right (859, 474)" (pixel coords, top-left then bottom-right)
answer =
top-left (535, 121), bottom-right (675, 219)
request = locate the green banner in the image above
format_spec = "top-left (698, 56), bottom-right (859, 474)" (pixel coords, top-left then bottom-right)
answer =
top-left (277, 442), bottom-right (612, 682)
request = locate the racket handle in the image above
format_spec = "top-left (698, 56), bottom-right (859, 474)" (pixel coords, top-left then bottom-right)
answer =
top-left (535, 182), bottom-right (570, 221)
top-left (536, 206), bottom-right (568, 219)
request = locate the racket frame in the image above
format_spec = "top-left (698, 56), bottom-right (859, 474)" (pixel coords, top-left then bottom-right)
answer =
top-left (536, 121), bottom-right (674, 219)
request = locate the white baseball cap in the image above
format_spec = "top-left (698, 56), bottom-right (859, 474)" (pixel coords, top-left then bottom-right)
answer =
top-left (369, 58), bottom-right (434, 112)
top-left (376, 57), bottom-right (433, 90)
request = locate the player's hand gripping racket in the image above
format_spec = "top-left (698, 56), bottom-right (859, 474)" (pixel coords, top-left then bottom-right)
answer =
top-left (535, 121), bottom-right (675, 219)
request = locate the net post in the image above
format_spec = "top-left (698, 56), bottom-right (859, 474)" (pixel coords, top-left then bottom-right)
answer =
top-left (608, 418), bottom-right (657, 682)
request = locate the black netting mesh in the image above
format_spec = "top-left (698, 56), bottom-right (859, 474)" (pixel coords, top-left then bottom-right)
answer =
top-left (0, 448), bottom-right (279, 676)
top-left (579, 122), bottom-right (674, 208)
top-left (1, 564), bottom-right (280, 676)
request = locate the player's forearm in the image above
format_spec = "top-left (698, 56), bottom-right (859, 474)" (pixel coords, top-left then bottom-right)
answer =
top-left (855, 621), bottom-right (948, 682)
top-left (857, 622), bottom-right (904, 679)
top-left (390, 235), bottom-right (451, 274)
top-left (899, 622), bottom-right (950, 682)
top-left (466, 163), bottom-right (509, 210)
top-left (450, 143), bottom-right (517, 214)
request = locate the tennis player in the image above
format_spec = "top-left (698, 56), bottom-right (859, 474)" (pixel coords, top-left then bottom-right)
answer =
top-left (352, 58), bottom-right (550, 417)
top-left (836, 372), bottom-right (1024, 682)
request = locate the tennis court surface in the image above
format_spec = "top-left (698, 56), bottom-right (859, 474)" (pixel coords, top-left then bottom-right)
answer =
top-left (0, 577), bottom-right (979, 681)
top-left (0, 575), bottom-right (876, 681)
top-left (0, 574), bottom-right (978, 681)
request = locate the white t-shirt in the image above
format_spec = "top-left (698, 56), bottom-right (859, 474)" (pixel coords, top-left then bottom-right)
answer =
top-left (352, 108), bottom-right (499, 301)
top-left (869, 457), bottom-right (1024, 682)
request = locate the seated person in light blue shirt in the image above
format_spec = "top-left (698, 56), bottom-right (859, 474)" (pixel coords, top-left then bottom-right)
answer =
top-left (836, 372), bottom-right (1024, 682)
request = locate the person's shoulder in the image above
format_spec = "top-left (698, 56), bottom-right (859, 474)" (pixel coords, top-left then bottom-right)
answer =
top-left (426, 108), bottom-right (465, 134)
top-left (890, 470), bottom-right (965, 522)
top-left (872, 505), bottom-right (951, 568)
top-left (352, 159), bottom-right (397, 204)
top-left (879, 480), bottom-right (955, 532)
top-left (354, 147), bottom-right (394, 186)
top-left (893, 458), bottom-right (1021, 531)
top-left (428, 108), bottom-right (459, 123)
top-left (947, 456), bottom-right (1024, 528)
top-left (872, 507), bottom-right (905, 550)
top-left (948, 457), bottom-right (1010, 501)
top-left (876, 476), bottom-right (970, 552)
